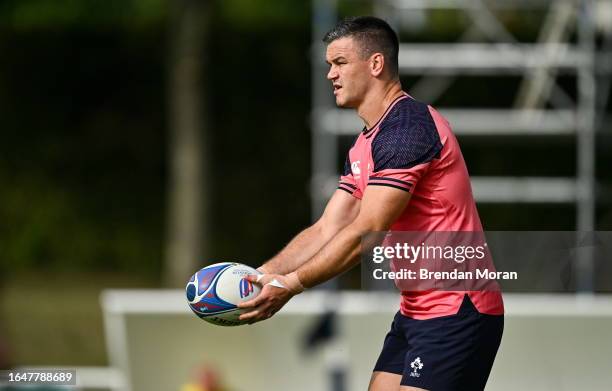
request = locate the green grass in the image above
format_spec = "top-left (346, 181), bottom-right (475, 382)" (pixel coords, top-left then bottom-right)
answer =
top-left (0, 272), bottom-right (157, 367)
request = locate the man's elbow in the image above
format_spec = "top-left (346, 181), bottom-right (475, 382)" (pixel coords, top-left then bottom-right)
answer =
top-left (312, 218), bottom-right (339, 242)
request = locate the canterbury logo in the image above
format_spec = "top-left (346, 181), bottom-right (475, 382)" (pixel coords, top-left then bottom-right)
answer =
top-left (351, 161), bottom-right (361, 175)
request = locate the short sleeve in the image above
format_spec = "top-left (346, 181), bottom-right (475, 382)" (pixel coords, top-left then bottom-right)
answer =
top-left (338, 154), bottom-right (363, 199)
top-left (368, 99), bottom-right (443, 193)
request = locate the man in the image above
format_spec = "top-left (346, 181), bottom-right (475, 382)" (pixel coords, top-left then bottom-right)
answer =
top-left (238, 16), bottom-right (504, 391)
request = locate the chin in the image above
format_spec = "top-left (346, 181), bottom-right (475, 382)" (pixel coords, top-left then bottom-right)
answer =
top-left (335, 96), bottom-right (354, 108)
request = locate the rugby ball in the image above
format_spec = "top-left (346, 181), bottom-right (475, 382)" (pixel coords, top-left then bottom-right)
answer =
top-left (186, 262), bottom-right (262, 326)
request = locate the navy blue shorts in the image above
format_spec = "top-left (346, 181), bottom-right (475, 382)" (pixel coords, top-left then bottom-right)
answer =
top-left (373, 295), bottom-right (503, 390)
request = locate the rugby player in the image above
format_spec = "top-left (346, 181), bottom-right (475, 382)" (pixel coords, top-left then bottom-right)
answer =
top-left (239, 16), bottom-right (504, 391)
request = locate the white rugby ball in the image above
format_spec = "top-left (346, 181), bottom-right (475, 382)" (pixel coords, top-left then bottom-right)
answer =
top-left (186, 262), bottom-right (262, 326)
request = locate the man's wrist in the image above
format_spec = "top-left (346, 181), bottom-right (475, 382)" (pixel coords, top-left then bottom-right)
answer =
top-left (285, 271), bottom-right (304, 294)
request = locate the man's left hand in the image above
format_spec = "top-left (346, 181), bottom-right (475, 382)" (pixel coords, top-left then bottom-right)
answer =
top-left (237, 273), bottom-right (303, 324)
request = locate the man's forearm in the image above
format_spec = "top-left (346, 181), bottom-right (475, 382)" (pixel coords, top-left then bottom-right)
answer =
top-left (260, 221), bottom-right (335, 275)
top-left (293, 186), bottom-right (411, 288)
top-left (295, 223), bottom-right (364, 288)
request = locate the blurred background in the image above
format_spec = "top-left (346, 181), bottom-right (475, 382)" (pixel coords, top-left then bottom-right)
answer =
top-left (0, 0), bottom-right (611, 390)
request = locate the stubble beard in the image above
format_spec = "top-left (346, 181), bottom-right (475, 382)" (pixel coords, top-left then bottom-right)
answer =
top-left (335, 91), bottom-right (358, 109)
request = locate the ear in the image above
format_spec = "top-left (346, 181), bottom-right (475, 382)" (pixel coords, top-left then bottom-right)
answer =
top-left (370, 53), bottom-right (385, 77)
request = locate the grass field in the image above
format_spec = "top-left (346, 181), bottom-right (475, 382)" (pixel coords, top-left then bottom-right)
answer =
top-left (0, 272), bottom-right (157, 367)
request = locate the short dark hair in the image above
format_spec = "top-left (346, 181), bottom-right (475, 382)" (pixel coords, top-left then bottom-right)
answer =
top-left (323, 16), bottom-right (399, 77)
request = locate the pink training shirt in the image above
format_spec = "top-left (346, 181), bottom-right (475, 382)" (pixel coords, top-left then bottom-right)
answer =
top-left (338, 94), bottom-right (504, 319)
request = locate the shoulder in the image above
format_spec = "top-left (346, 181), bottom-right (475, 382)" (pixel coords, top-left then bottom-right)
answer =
top-left (342, 132), bottom-right (362, 176)
top-left (371, 97), bottom-right (443, 172)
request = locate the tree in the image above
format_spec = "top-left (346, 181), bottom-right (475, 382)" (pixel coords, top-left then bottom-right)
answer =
top-left (164, 0), bottom-right (209, 287)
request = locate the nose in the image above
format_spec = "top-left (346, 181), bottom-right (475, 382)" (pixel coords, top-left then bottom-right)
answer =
top-left (327, 65), bottom-right (337, 81)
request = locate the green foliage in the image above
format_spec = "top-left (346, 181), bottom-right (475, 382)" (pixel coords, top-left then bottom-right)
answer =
top-left (0, 21), bottom-right (166, 275)
top-left (0, 0), bottom-right (167, 31)
top-left (0, 0), bottom-right (314, 276)
top-left (0, 170), bottom-right (163, 273)
top-left (218, 0), bottom-right (309, 28)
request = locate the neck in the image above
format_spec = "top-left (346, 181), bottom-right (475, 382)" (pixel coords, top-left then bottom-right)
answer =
top-left (357, 81), bottom-right (404, 129)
